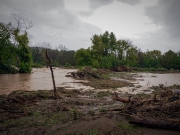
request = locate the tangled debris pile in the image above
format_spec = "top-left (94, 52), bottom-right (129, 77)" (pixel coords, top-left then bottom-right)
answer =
top-left (66, 67), bottom-right (132, 89)
top-left (66, 67), bottom-right (109, 79)
top-left (114, 85), bottom-right (180, 130)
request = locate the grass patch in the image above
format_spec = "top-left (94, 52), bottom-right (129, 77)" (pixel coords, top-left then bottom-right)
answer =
top-left (99, 107), bottom-right (106, 113)
top-left (31, 63), bottom-right (43, 68)
top-left (1, 110), bottom-right (72, 129)
top-left (117, 122), bottom-right (138, 131)
top-left (88, 110), bottom-right (95, 116)
top-left (85, 79), bottom-right (132, 89)
top-left (97, 91), bottom-right (111, 98)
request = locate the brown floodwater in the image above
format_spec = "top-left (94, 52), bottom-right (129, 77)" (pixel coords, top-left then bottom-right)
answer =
top-left (136, 73), bottom-right (180, 87)
top-left (0, 68), bottom-right (180, 95)
top-left (0, 68), bottom-right (93, 95)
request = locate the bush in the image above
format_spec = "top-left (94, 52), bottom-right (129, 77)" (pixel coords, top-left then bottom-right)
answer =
top-left (19, 63), bottom-right (32, 73)
top-left (31, 63), bottom-right (43, 68)
top-left (0, 63), bottom-right (18, 74)
top-left (65, 62), bottom-right (71, 67)
top-left (91, 59), bottom-right (100, 68)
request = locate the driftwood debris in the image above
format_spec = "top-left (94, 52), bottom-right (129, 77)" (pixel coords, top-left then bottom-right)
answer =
top-left (66, 67), bottom-right (104, 79)
top-left (113, 87), bottom-right (180, 130)
top-left (113, 92), bottom-right (132, 103)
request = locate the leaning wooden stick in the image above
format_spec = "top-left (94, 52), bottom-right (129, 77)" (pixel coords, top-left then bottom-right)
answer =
top-left (45, 49), bottom-right (57, 98)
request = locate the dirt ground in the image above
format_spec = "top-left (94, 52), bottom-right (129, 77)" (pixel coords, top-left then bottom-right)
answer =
top-left (0, 87), bottom-right (180, 135)
top-left (0, 68), bottom-right (180, 135)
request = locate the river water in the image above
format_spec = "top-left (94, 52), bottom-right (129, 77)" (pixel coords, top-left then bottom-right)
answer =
top-left (0, 68), bottom-right (180, 95)
top-left (136, 72), bottom-right (180, 87)
top-left (0, 68), bottom-right (93, 95)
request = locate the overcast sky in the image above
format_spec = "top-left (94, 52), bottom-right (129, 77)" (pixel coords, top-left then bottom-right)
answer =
top-left (0, 0), bottom-right (180, 53)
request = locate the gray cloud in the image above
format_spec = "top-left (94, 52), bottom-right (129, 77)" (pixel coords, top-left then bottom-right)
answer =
top-left (88, 0), bottom-right (141, 10)
top-left (132, 29), bottom-right (180, 53)
top-left (89, 0), bottom-right (114, 10)
top-left (80, 0), bottom-right (141, 16)
top-left (145, 0), bottom-right (180, 39)
top-left (117, 0), bottom-right (141, 6)
top-left (0, 0), bottom-right (102, 50)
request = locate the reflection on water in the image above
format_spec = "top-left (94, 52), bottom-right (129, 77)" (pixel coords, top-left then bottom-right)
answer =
top-left (0, 68), bottom-right (93, 95)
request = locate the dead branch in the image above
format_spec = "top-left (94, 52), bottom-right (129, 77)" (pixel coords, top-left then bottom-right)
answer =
top-left (113, 92), bottom-right (132, 103)
top-left (11, 13), bottom-right (33, 32)
top-left (45, 49), bottom-right (57, 98)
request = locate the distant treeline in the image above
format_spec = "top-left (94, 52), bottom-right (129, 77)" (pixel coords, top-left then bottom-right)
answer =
top-left (74, 31), bottom-right (180, 70)
top-left (30, 45), bottom-right (75, 67)
top-left (36, 31), bottom-right (180, 70)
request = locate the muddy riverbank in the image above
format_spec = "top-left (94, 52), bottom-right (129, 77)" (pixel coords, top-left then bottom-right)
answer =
top-left (0, 86), bottom-right (180, 135)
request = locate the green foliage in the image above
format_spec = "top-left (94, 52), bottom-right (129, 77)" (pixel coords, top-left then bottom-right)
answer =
top-left (19, 62), bottom-right (31, 73)
top-left (100, 56), bottom-right (115, 69)
top-left (31, 63), bottom-right (43, 68)
top-left (91, 59), bottom-right (100, 68)
top-left (117, 122), bottom-right (138, 130)
top-left (99, 107), bottom-right (106, 112)
top-left (161, 50), bottom-right (180, 69)
top-left (0, 21), bottom-right (32, 73)
top-left (65, 62), bottom-right (71, 67)
top-left (74, 48), bottom-right (92, 66)
top-left (125, 46), bottom-right (138, 67)
top-left (0, 63), bottom-right (18, 74)
top-left (74, 31), bottom-right (140, 69)
top-left (88, 110), bottom-right (95, 116)
top-left (0, 22), bottom-right (18, 73)
top-left (31, 47), bottom-right (76, 67)
top-left (15, 31), bottom-right (32, 73)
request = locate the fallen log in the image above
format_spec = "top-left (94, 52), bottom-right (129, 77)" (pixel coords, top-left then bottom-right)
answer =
top-left (129, 117), bottom-right (180, 130)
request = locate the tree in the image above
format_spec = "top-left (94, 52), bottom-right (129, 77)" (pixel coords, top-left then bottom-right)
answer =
top-left (14, 30), bottom-right (32, 73)
top-left (74, 48), bottom-right (92, 66)
top-left (125, 45), bottom-right (138, 67)
top-left (161, 50), bottom-right (178, 69)
top-left (0, 13), bottom-right (33, 73)
top-left (74, 31), bottom-right (180, 69)
top-left (91, 34), bottom-right (105, 62)
top-left (0, 22), bottom-right (18, 73)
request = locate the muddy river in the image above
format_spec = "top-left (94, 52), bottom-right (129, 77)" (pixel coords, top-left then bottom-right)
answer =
top-left (0, 68), bottom-right (180, 95)
top-left (0, 68), bottom-right (93, 95)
